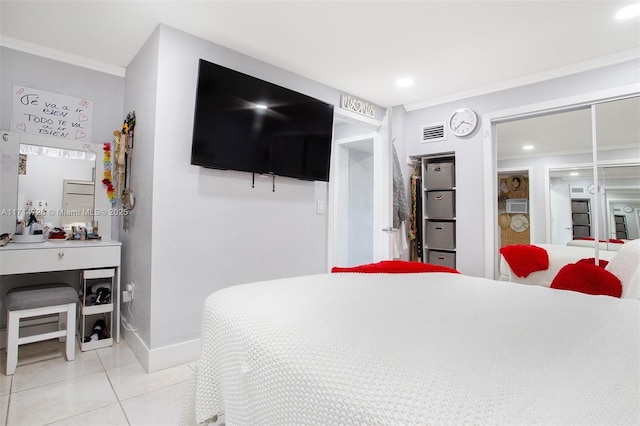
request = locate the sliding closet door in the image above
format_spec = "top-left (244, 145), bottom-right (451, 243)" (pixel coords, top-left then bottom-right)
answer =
top-left (595, 96), bottom-right (640, 249)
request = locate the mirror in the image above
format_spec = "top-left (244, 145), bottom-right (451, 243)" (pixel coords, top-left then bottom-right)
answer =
top-left (0, 131), bottom-right (106, 237)
top-left (17, 144), bottom-right (96, 228)
top-left (496, 95), bottom-right (639, 262)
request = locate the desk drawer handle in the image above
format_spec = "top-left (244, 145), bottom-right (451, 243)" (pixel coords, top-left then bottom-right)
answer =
top-left (58, 252), bottom-right (64, 258)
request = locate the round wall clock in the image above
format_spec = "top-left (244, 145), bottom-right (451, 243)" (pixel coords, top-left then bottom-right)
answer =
top-left (448, 107), bottom-right (478, 137)
top-left (623, 205), bottom-right (634, 213)
top-left (587, 183), bottom-right (596, 194)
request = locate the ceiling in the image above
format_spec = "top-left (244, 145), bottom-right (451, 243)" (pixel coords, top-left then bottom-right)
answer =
top-left (1, 1), bottom-right (639, 109)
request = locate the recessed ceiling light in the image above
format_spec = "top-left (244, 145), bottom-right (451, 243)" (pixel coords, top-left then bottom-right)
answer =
top-left (616, 3), bottom-right (640, 19)
top-left (522, 145), bottom-right (534, 150)
top-left (570, 172), bottom-right (579, 176)
top-left (396, 77), bottom-right (414, 87)
top-left (255, 103), bottom-right (268, 110)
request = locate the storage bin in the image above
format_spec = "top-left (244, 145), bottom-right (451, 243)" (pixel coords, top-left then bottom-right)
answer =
top-left (428, 250), bottom-right (456, 269)
top-left (572, 213), bottom-right (590, 226)
top-left (425, 162), bottom-right (455, 190)
top-left (573, 225), bottom-right (590, 237)
top-left (426, 191), bottom-right (455, 218)
top-left (571, 200), bottom-right (589, 213)
top-left (426, 220), bottom-right (455, 249)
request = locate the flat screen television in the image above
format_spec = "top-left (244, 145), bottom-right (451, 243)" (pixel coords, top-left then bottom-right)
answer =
top-left (191, 59), bottom-right (334, 182)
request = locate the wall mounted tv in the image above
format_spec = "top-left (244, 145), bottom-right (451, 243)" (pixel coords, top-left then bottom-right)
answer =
top-left (191, 59), bottom-right (335, 182)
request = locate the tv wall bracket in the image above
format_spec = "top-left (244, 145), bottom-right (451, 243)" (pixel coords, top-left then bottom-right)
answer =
top-left (252, 172), bottom-right (276, 192)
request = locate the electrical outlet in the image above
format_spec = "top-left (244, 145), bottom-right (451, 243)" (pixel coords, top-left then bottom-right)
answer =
top-left (126, 283), bottom-right (135, 300)
top-left (122, 282), bottom-right (135, 303)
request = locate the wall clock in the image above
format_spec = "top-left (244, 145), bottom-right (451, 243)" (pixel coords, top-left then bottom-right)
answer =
top-left (587, 183), bottom-right (596, 194)
top-left (623, 205), bottom-right (634, 213)
top-left (448, 107), bottom-right (478, 137)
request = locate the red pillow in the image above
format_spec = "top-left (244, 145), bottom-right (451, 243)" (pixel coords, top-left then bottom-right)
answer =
top-left (550, 263), bottom-right (621, 298)
top-left (575, 257), bottom-right (609, 268)
top-left (331, 260), bottom-right (459, 274)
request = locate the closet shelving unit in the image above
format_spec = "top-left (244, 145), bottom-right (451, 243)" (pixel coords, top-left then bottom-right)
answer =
top-left (421, 154), bottom-right (456, 268)
top-left (571, 199), bottom-right (591, 238)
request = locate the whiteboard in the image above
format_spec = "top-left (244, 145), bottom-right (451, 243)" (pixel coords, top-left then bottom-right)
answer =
top-left (11, 85), bottom-right (93, 142)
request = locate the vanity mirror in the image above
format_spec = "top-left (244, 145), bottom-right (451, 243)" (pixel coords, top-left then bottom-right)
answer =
top-left (1, 131), bottom-right (111, 238)
top-left (17, 143), bottom-right (96, 228)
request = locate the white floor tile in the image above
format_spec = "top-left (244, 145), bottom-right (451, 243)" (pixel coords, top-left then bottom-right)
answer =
top-left (11, 344), bottom-right (102, 393)
top-left (107, 362), bottom-right (194, 401)
top-left (3, 336), bottom-right (197, 426)
top-left (121, 381), bottom-right (191, 426)
top-left (47, 402), bottom-right (129, 425)
top-left (0, 394), bottom-right (9, 426)
top-left (7, 371), bottom-right (118, 425)
top-left (97, 341), bottom-right (140, 370)
top-left (0, 374), bottom-right (11, 398)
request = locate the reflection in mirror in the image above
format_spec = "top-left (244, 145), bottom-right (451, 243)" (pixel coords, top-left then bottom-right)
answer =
top-left (18, 144), bottom-right (96, 228)
top-left (549, 166), bottom-right (600, 246)
top-left (496, 106), bottom-right (593, 258)
top-left (596, 96), bottom-right (640, 250)
top-left (603, 165), bottom-right (640, 241)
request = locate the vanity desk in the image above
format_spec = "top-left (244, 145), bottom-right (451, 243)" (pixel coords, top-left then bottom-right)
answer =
top-left (0, 238), bottom-right (122, 343)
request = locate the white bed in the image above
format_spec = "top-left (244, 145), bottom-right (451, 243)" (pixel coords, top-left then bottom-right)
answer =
top-left (567, 239), bottom-right (626, 251)
top-left (184, 269), bottom-right (639, 425)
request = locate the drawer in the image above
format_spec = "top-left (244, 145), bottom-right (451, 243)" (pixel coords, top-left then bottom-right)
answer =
top-left (0, 245), bottom-right (120, 275)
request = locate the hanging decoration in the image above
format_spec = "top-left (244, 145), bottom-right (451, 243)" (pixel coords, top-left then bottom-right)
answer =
top-left (102, 142), bottom-right (116, 204)
top-left (118, 111), bottom-right (136, 231)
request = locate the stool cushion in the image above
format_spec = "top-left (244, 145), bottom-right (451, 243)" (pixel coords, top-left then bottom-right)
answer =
top-left (6, 283), bottom-right (78, 311)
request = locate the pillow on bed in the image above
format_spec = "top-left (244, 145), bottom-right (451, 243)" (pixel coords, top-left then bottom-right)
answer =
top-left (576, 257), bottom-right (609, 268)
top-left (605, 239), bottom-right (640, 299)
top-left (550, 263), bottom-right (621, 298)
top-left (331, 260), bottom-right (459, 274)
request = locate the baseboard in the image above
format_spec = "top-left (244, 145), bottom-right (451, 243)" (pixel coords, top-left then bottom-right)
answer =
top-left (121, 325), bottom-right (201, 373)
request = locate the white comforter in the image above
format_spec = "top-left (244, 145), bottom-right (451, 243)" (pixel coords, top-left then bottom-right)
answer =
top-left (185, 272), bottom-right (639, 425)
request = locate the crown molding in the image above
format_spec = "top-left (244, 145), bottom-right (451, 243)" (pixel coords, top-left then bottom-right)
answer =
top-left (404, 48), bottom-right (640, 112)
top-left (0, 35), bottom-right (126, 78)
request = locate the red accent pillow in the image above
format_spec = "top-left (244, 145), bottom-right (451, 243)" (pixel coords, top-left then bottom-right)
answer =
top-left (575, 257), bottom-right (609, 268)
top-left (331, 260), bottom-right (459, 274)
top-left (550, 263), bottom-right (621, 298)
top-left (499, 245), bottom-right (549, 277)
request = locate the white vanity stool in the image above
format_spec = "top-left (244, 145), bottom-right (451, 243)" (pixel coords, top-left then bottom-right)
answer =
top-left (5, 283), bottom-right (78, 375)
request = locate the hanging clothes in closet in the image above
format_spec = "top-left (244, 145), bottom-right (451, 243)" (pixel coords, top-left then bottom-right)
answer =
top-left (391, 142), bottom-right (410, 259)
top-left (408, 164), bottom-right (423, 261)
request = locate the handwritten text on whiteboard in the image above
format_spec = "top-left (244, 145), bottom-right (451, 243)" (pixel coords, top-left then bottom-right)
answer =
top-left (12, 85), bottom-right (93, 141)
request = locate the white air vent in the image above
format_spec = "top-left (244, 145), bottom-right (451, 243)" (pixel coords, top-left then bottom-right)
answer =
top-left (570, 186), bottom-right (586, 194)
top-left (421, 123), bottom-right (446, 143)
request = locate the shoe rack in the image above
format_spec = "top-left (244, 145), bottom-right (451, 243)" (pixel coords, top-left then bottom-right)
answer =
top-left (79, 268), bottom-right (114, 351)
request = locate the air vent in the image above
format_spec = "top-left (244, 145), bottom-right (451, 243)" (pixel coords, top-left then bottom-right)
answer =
top-left (421, 123), bottom-right (446, 143)
top-left (570, 186), bottom-right (586, 194)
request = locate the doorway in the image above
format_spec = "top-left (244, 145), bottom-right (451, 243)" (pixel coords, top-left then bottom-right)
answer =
top-left (328, 109), bottom-right (392, 269)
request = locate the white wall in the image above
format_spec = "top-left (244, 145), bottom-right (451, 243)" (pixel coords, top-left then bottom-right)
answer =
top-left (122, 25), bottom-right (385, 364)
top-left (0, 47), bottom-right (125, 239)
top-left (405, 59), bottom-right (640, 277)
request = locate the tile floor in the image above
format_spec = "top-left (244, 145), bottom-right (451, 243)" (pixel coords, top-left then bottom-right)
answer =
top-left (0, 339), bottom-right (195, 425)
